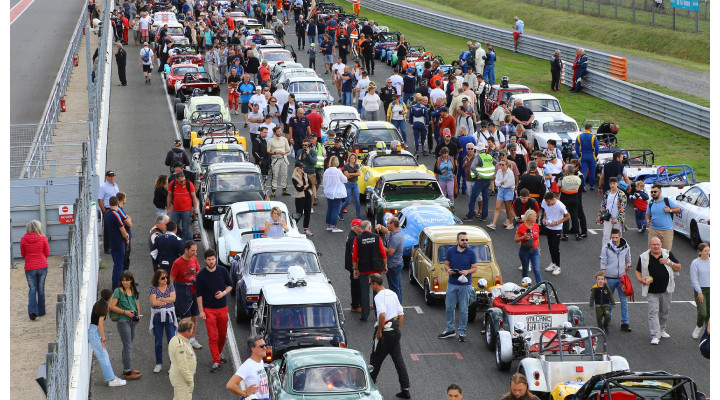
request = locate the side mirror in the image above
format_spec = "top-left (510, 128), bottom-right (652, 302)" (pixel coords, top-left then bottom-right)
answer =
top-left (317, 252), bottom-right (323, 257)
top-left (292, 213), bottom-right (302, 222)
top-left (367, 365), bottom-right (374, 373)
top-left (676, 194), bottom-right (684, 201)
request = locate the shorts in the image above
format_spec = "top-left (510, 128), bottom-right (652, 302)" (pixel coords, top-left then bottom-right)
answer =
top-left (307, 173), bottom-right (317, 188)
top-left (142, 64), bottom-right (152, 72)
top-left (314, 168), bottom-right (324, 185)
top-left (324, 54), bottom-right (333, 64)
top-left (513, 32), bottom-right (522, 41)
top-left (177, 293), bottom-right (199, 319)
top-left (241, 102), bottom-right (250, 113)
top-left (497, 186), bottom-right (515, 202)
top-left (141, 28), bottom-right (148, 37)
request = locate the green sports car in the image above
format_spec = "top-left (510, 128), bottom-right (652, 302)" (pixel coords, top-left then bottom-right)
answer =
top-left (366, 172), bottom-right (453, 225)
top-left (266, 347), bottom-right (383, 399)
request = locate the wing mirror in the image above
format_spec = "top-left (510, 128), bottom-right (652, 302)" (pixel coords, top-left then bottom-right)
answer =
top-left (676, 194), bottom-right (684, 201)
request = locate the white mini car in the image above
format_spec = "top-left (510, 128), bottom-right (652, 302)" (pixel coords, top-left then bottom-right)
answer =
top-left (319, 105), bottom-right (361, 139)
top-left (231, 237), bottom-right (328, 321)
top-left (508, 93), bottom-right (581, 153)
top-left (673, 182), bottom-right (710, 248)
top-left (213, 201), bottom-right (303, 266)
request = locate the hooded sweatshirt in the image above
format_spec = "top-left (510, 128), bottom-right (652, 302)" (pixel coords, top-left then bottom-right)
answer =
top-left (599, 237), bottom-right (631, 279)
top-left (20, 233), bottom-right (50, 270)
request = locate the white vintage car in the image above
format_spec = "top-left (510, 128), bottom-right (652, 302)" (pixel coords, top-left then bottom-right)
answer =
top-left (508, 93), bottom-right (581, 153)
top-left (672, 182), bottom-right (710, 248)
top-left (213, 201), bottom-right (303, 266)
top-left (231, 237), bottom-right (328, 321)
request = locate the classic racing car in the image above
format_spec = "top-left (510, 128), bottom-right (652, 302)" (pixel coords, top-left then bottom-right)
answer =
top-left (271, 67), bottom-right (318, 93)
top-left (173, 71), bottom-right (221, 105)
top-left (231, 237), bottom-right (326, 321)
top-left (318, 105), bottom-right (360, 139)
top-left (250, 268), bottom-right (346, 363)
top-left (357, 148), bottom-right (429, 198)
top-left (507, 93), bottom-right (580, 154)
top-left (188, 141), bottom-right (247, 181)
top-left (166, 44), bottom-right (204, 66)
top-left (200, 162), bottom-right (266, 229)
top-left (340, 121), bottom-right (406, 163)
top-left (483, 280), bottom-right (585, 371)
top-left (366, 172), bottom-right (453, 225)
top-left (374, 31), bottom-right (401, 60)
top-left (286, 75), bottom-right (334, 108)
top-left (672, 182), bottom-right (710, 247)
top-left (166, 64), bottom-right (201, 94)
top-left (179, 96), bottom-right (232, 145)
top-left (385, 205), bottom-right (461, 259)
top-left (517, 326), bottom-right (629, 397)
top-left (596, 149), bottom-right (657, 185)
top-left (550, 370), bottom-right (707, 400)
top-left (484, 79), bottom-right (531, 117)
top-left (257, 44), bottom-right (297, 69)
top-left (635, 164), bottom-right (699, 200)
top-left (409, 225), bottom-right (502, 320)
top-left (189, 123), bottom-right (247, 152)
top-left (213, 200), bottom-right (303, 266)
top-left (266, 348), bottom-right (382, 399)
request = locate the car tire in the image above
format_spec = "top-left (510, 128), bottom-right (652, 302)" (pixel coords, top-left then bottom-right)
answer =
top-left (484, 315), bottom-right (496, 351)
top-left (175, 103), bottom-right (185, 120)
top-left (424, 280), bottom-right (435, 306)
top-left (467, 301), bottom-right (477, 323)
top-left (168, 86), bottom-right (175, 95)
top-left (690, 220), bottom-right (701, 248)
top-left (409, 258), bottom-right (415, 283)
top-left (495, 337), bottom-right (512, 371)
top-left (235, 289), bottom-right (250, 322)
top-left (172, 97), bottom-right (181, 107)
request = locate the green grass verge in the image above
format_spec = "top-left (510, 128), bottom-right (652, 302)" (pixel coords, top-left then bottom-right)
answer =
top-left (343, 0), bottom-right (709, 181)
top-left (380, 0), bottom-right (710, 69)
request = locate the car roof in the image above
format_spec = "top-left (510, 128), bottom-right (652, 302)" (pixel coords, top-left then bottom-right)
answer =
top-left (189, 95), bottom-right (224, 105)
top-left (492, 84), bottom-right (530, 90)
top-left (401, 205), bottom-right (455, 218)
top-left (246, 237), bottom-right (317, 254)
top-left (284, 348), bottom-right (366, 369)
top-left (262, 280), bottom-right (337, 305)
top-left (352, 120), bottom-right (396, 130)
top-left (381, 171), bottom-right (436, 182)
top-left (321, 105), bottom-right (358, 114)
top-left (688, 182), bottom-right (710, 193)
top-left (511, 93), bottom-right (559, 101)
top-left (422, 225), bottom-right (493, 242)
top-left (229, 200), bottom-right (289, 213)
top-left (286, 76), bottom-right (325, 83)
top-left (206, 162), bottom-right (259, 174)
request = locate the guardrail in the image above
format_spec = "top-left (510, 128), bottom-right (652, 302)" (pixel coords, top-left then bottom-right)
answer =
top-left (359, 0), bottom-right (710, 139)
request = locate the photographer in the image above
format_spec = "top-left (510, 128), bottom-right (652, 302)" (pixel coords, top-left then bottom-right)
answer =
top-left (109, 271), bottom-right (142, 381)
top-left (295, 138), bottom-right (317, 197)
top-left (597, 177), bottom-right (627, 249)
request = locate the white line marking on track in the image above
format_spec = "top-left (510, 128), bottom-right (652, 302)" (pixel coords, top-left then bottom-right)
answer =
top-left (587, 229), bottom-right (598, 235)
top-left (161, 71), bottom-right (183, 141)
top-left (226, 318), bottom-right (242, 371)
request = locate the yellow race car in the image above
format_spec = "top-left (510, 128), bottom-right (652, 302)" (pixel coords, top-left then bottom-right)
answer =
top-left (189, 122), bottom-right (247, 151)
top-left (357, 142), bottom-right (430, 199)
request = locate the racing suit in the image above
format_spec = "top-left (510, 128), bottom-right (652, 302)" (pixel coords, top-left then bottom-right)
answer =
top-left (409, 102), bottom-right (429, 155)
top-left (574, 131), bottom-right (600, 189)
top-left (571, 53), bottom-right (588, 92)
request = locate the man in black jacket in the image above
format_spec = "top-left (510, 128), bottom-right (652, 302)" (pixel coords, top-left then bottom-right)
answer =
top-left (517, 161), bottom-right (546, 201)
top-left (115, 42), bottom-right (127, 86)
top-left (352, 220), bottom-right (388, 322)
top-left (252, 127), bottom-right (270, 178)
top-left (345, 219), bottom-right (363, 313)
top-left (165, 140), bottom-right (190, 172)
top-left (153, 221), bottom-right (185, 273)
top-left (296, 15), bottom-right (307, 49)
top-left (149, 214), bottom-right (169, 270)
top-left (379, 79), bottom-right (397, 115)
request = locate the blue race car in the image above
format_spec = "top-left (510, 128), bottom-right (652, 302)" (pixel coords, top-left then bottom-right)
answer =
top-left (374, 31), bottom-right (401, 61)
top-left (383, 205), bottom-right (461, 267)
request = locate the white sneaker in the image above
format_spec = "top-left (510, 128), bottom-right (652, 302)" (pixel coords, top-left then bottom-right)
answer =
top-left (660, 331), bottom-right (671, 338)
top-left (552, 266), bottom-right (562, 276)
top-left (650, 337), bottom-right (660, 345)
top-left (332, 228), bottom-right (344, 233)
top-left (153, 364), bottom-right (162, 373)
top-left (311, 208), bottom-right (314, 214)
top-left (234, 109), bottom-right (239, 115)
top-left (518, 265), bottom-right (523, 270)
top-left (505, 223), bottom-right (515, 230)
top-left (692, 326), bottom-right (704, 339)
top-left (190, 340), bottom-right (203, 349)
top-left (108, 377), bottom-right (127, 387)
top-left (545, 263), bottom-right (556, 272)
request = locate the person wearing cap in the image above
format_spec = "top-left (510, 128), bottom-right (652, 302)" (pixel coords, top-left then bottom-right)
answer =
top-left (139, 42), bottom-right (154, 85)
top-left (455, 105), bottom-right (475, 139)
top-left (467, 141), bottom-right (494, 221)
top-left (326, 137), bottom-right (348, 169)
top-left (345, 219), bottom-right (364, 312)
top-left (165, 140), bottom-right (190, 172)
top-left (491, 100), bottom-right (510, 127)
top-left (99, 171), bottom-right (121, 254)
top-left (507, 143), bottom-right (527, 176)
top-left (307, 42), bottom-right (317, 70)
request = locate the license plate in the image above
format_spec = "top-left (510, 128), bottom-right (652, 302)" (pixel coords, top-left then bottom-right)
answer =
top-left (526, 315), bottom-right (552, 331)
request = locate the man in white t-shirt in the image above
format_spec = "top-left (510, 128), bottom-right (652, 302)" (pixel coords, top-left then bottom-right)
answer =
top-left (139, 13), bottom-right (151, 43)
top-left (331, 58), bottom-right (346, 98)
top-left (248, 103), bottom-right (264, 137)
top-left (139, 42), bottom-right (154, 85)
top-left (540, 191), bottom-right (569, 276)
top-left (273, 83), bottom-right (290, 111)
top-left (226, 336), bottom-right (270, 399)
top-left (249, 87), bottom-right (267, 111)
top-left (259, 115), bottom-right (277, 145)
top-left (429, 84), bottom-right (446, 109)
top-left (389, 70), bottom-right (404, 96)
top-left (356, 72), bottom-right (370, 115)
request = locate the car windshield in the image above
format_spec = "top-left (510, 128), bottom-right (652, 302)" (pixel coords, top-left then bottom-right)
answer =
top-left (285, 71), bottom-right (318, 80)
top-left (288, 81), bottom-right (328, 93)
top-left (172, 67), bottom-right (199, 75)
top-left (357, 129), bottom-right (401, 144)
top-left (437, 244), bottom-right (493, 263)
top-left (236, 211), bottom-right (287, 230)
top-left (501, 90), bottom-right (529, 102)
top-left (292, 366), bottom-right (367, 393)
top-left (263, 51), bottom-right (293, 62)
top-left (543, 121), bottom-right (578, 133)
top-left (167, 27), bottom-right (184, 35)
top-left (329, 112), bottom-right (358, 121)
top-left (209, 173), bottom-right (261, 191)
top-left (210, 190), bottom-right (264, 205)
top-left (373, 155), bottom-right (417, 167)
top-left (382, 180), bottom-right (441, 197)
top-left (250, 252), bottom-right (320, 274)
top-left (201, 150), bottom-right (244, 164)
top-left (195, 104), bottom-right (222, 112)
top-left (523, 99), bottom-right (562, 112)
top-left (271, 305), bottom-right (336, 329)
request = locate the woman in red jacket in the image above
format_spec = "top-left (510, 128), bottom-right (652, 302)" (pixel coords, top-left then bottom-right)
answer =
top-left (20, 220), bottom-right (50, 320)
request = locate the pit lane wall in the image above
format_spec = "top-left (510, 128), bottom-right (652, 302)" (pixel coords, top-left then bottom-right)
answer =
top-left (359, 0), bottom-right (710, 139)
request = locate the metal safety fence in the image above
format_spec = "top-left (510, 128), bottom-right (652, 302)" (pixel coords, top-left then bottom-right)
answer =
top-left (11, 123), bottom-right (90, 179)
top-left (360, 0), bottom-right (710, 138)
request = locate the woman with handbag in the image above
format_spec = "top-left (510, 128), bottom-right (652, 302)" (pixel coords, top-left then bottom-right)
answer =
top-left (291, 162), bottom-right (314, 236)
top-left (109, 271), bottom-right (142, 381)
top-left (149, 269), bottom-right (177, 373)
top-left (515, 210), bottom-right (542, 283)
top-left (89, 289), bottom-right (126, 387)
top-left (596, 177), bottom-right (627, 249)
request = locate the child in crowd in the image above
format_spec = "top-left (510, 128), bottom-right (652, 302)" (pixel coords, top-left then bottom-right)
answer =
top-left (589, 271), bottom-right (615, 333)
top-left (629, 181), bottom-right (649, 232)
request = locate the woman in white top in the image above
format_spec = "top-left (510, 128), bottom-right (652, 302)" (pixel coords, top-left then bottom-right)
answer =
top-left (487, 160), bottom-right (516, 230)
top-left (544, 153), bottom-right (564, 196)
top-left (322, 156), bottom-right (348, 233)
top-left (352, 60), bottom-right (363, 102)
top-left (690, 243), bottom-right (710, 339)
top-left (362, 82), bottom-right (382, 121)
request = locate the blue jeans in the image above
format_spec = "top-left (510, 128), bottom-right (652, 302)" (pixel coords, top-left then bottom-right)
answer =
top-left (357, 99), bottom-right (364, 115)
top-left (386, 263), bottom-right (404, 303)
top-left (152, 313), bottom-right (176, 364)
top-left (403, 93), bottom-right (413, 104)
top-left (445, 283), bottom-right (471, 335)
top-left (483, 65), bottom-right (495, 85)
top-left (171, 209), bottom-right (192, 240)
top-left (635, 209), bottom-right (646, 231)
top-left (342, 91), bottom-right (352, 106)
top-left (518, 247), bottom-right (542, 283)
top-left (326, 197), bottom-right (343, 227)
top-left (467, 179), bottom-right (490, 219)
top-left (412, 122), bottom-right (427, 153)
top-left (391, 119), bottom-right (407, 143)
top-left (456, 166), bottom-right (467, 193)
top-left (117, 319), bottom-right (138, 371)
top-left (308, 35), bottom-right (316, 45)
top-left (340, 182), bottom-right (361, 218)
top-left (111, 241), bottom-right (126, 290)
top-left (605, 277), bottom-right (629, 324)
top-left (26, 268), bottom-right (47, 316)
top-left (580, 157), bottom-right (597, 188)
top-left (89, 324), bottom-right (116, 382)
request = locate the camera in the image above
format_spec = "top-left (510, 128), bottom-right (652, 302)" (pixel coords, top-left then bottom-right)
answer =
top-left (131, 311), bottom-right (140, 322)
top-left (600, 210), bottom-right (612, 222)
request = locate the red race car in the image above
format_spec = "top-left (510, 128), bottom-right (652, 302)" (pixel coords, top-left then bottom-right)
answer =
top-left (166, 63), bottom-right (201, 94)
top-left (484, 79), bottom-right (531, 117)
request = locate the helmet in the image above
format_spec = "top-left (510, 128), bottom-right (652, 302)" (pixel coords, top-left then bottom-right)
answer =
top-left (376, 141), bottom-right (387, 151)
top-left (500, 282), bottom-right (522, 300)
top-left (390, 140), bottom-right (400, 151)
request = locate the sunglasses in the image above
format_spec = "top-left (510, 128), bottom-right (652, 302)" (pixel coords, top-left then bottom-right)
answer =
top-left (160, 276), bottom-right (168, 280)
top-left (302, 145), bottom-right (309, 147)
top-left (459, 239), bottom-right (469, 242)
top-left (650, 191), bottom-right (659, 194)
top-left (256, 344), bottom-right (267, 348)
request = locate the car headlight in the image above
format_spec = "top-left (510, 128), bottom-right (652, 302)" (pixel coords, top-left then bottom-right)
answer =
top-left (477, 278), bottom-right (488, 289)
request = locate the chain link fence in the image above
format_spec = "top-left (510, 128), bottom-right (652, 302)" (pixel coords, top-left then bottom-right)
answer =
top-left (520, 0), bottom-right (709, 33)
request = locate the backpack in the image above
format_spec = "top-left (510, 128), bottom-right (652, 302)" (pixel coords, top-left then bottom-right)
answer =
top-left (620, 273), bottom-right (634, 302)
top-left (141, 48), bottom-right (151, 63)
top-left (350, 74), bottom-right (358, 88)
top-left (172, 150), bottom-right (185, 166)
top-left (648, 197), bottom-right (670, 214)
top-left (170, 177), bottom-right (192, 202)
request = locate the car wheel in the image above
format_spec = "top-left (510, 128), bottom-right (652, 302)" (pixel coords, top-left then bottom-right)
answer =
top-left (409, 258), bottom-right (415, 283)
top-left (175, 103), bottom-right (185, 120)
top-left (690, 221), bottom-right (701, 248)
top-left (467, 301), bottom-right (477, 323)
top-left (172, 98), bottom-right (181, 107)
top-left (495, 336), bottom-right (512, 371)
top-left (484, 315), bottom-right (496, 351)
top-left (402, 256), bottom-right (410, 270)
top-left (235, 291), bottom-right (250, 322)
top-left (424, 281), bottom-right (435, 306)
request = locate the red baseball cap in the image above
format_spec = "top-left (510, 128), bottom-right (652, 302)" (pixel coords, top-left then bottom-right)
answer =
top-left (351, 218), bottom-right (363, 227)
